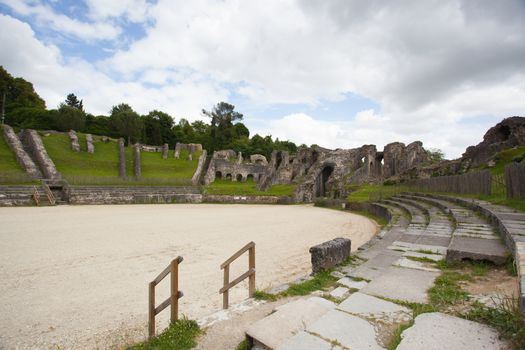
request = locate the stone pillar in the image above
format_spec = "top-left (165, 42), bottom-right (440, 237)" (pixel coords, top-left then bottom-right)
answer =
top-left (86, 134), bottom-right (94, 153)
top-left (20, 129), bottom-right (61, 180)
top-left (68, 130), bottom-right (80, 152)
top-left (133, 143), bottom-right (141, 179)
top-left (188, 153), bottom-right (193, 161)
top-left (162, 143), bottom-right (169, 159)
top-left (118, 138), bottom-right (126, 178)
top-left (174, 142), bottom-right (182, 159)
top-left (237, 152), bottom-right (243, 164)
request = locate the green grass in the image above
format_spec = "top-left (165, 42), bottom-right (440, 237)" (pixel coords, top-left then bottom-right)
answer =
top-left (282, 270), bottom-right (338, 296)
top-left (129, 318), bottom-right (201, 350)
top-left (0, 125), bottom-right (35, 184)
top-left (428, 271), bottom-right (471, 307)
top-left (42, 133), bottom-right (199, 186)
top-left (346, 183), bottom-right (409, 203)
top-left (405, 256), bottom-right (436, 264)
top-left (479, 147), bottom-right (525, 175)
top-left (387, 321), bottom-right (414, 350)
top-left (465, 298), bottom-right (525, 348)
top-left (235, 339), bottom-right (249, 350)
top-left (204, 179), bottom-right (296, 197)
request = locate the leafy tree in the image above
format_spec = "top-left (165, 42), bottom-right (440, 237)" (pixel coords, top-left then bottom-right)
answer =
top-left (53, 104), bottom-right (86, 131)
top-left (142, 110), bottom-right (174, 146)
top-left (202, 102), bottom-right (243, 151)
top-left (0, 66), bottom-right (46, 114)
top-left (85, 114), bottom-right (110, 136)
top-left (428, 148), bottom-right (445, 162)
top-left (65, 93), bottom-right (84, 111)
top-left (5, 107), bottom-right (53, 129)
top-left (109, 103), bottom-right (143, 145)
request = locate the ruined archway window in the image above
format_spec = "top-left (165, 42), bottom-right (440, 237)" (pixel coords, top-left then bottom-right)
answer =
top-left (236, 174), bottom-right (243, 182)
top-left (225, 173), bottom-right (232, 180)
top-left (215, 171), bottom-right (222, 180)
top-left (247, 174), bottom-right (254, 182)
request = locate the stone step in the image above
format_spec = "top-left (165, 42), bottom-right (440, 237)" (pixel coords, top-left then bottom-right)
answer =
top-left (397, 312), bottom-right (507, 350)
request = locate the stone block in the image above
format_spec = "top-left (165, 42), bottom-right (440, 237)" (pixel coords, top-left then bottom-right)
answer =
top-left (162, 143), bottom-right (169, 159)
top-left (68, 130), bottom-right (80, 152)
top-left (309, 237), bottom-right (351, 274)
top-left (118, 138), bottom-right (126, 178)
top-left (86, 134), bottom-right (94, 153)
top-left (133, 144), bottom-right (141, 179)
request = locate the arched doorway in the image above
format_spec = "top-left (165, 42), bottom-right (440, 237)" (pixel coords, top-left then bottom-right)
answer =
top-left (236, 174), bottom-right (243, 182)
top-left (215, 171), bottom-right (222, 180)
top-left (315, 165), bottom-right (334, 197)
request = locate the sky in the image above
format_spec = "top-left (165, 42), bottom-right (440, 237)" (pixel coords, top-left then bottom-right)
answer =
top-left (0, 0), bottom-right (524, 159)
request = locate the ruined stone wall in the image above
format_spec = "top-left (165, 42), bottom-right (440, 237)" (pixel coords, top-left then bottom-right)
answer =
top-left (191, 150), bottom-right (208, 185)
top-left (68, 130), bottom-right (80, 152)
top-left (20, 129), bottom-right (61, 180)
top-left (86, 134), bottom-right (94, 153)
top-left (2, 125), bottom-right (42, 179)
top-left (174, 142), bottom-right (203, 159)
top-left (203, 151), bottom-right (267, 184)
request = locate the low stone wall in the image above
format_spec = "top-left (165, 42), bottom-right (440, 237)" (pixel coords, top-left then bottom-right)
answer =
top-left (202, 194), bottom-right (292, 204)
top-left (2, 125), bottom-right (42, 179)
top-left (346, 202), bottom-right (393, 224)
top-left (0, 186), bottom-right (36, 206)
top-left (309, 237), bottom-right (351, 274)
top-left (69, 187), bottom-right (202, 205)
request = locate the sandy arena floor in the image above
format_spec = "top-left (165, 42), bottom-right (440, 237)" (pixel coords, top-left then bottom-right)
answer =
top-left (0, 204), bottom-right (377, 349)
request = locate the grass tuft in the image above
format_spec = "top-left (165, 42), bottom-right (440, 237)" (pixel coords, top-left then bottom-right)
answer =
top-left (282, 270), bottom-right (338, 297)
top-left (235, 339), bottom-right (249, 350)
top-left (428, 271), bottom-right (471, 306)
top-left (129, 318), bottom-right (201, 350)
top-left (465, 298), bottom-right (525, 348)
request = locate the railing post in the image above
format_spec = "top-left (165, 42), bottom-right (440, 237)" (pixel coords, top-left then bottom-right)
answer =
top-left (170, 259), bottom-right (179, 323)
top-left (148, 282), bottom-right (155, 338)
top-left (249, 246), bottom-right (255, 297)
top-left (223, 264), bottom-right (229, 309)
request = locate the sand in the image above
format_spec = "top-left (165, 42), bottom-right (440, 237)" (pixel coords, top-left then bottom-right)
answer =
top-left (0, 204), bottom-right (377, 349)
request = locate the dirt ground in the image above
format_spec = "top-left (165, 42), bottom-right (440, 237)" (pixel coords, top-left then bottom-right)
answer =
top-left (0, 204), bottom-right (377, 349)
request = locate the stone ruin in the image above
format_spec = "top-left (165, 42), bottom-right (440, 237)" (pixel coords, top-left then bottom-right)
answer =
top-left (174, 142), bottom-right (203, 159)
top-left (203, 151), bottom-right (269, 184)
top-left (68, 130), bottom-right (80, 152)
top-left (202, 141), bottom-right (430, 201)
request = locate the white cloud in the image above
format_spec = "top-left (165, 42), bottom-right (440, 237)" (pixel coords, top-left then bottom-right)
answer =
top-left (0, 14), bottom-right (228, 118)
top-left (1, 0), bottom-right (525, 158)
top-left (0, 0), bottom-right (121, 40)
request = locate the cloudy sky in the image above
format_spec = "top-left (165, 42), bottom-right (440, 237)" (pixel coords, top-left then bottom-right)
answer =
top-left (1, 0), bottom-right (524, 158)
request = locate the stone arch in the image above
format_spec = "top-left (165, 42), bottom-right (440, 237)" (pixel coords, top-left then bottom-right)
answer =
top-left (315, 163), bottom-right (335, 197)
top-left (236, 174), bottom-right (243, 182)
top-left (247, 174), bottom-right (254, 182)
top-left (225, 173), bottom-right (232, 181)
top-left (215, 171), bottom-right (222, 180)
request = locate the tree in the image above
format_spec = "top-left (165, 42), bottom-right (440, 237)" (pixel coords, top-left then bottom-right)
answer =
top-left (142, 110), bottom-right (174, 146)
top-left (428, 148), bottom-right (445, 162)
top-left (0, 66), bottom-right (46, 114)
top-left (109, 103), bottom-right (143, 145)
top-left (202, 102), bottom-right (243, 151)
top-left (65, 93), bottom-right (83, 111)
top-left (53, 104), bottom-right (86, 131)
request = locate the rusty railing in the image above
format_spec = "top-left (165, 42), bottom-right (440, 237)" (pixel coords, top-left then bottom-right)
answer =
top-left (219, 241), bottom-right (255, 309)
top-left (148, 256), bottom-right (184, 338)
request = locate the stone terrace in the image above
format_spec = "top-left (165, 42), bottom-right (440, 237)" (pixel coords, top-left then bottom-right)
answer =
top-left (244, 194), bottom-right (520, 349)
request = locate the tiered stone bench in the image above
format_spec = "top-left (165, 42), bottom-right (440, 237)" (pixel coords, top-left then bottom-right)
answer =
top-left (245, 195), bottom-right (515, 349)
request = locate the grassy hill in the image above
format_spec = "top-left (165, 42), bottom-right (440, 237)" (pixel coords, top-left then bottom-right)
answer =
top-left (0, 125), bottom-right (35, 184)
top-left (204, 179), bottom-right (296, 197)
top-left (42, 133), bottom-right (200, 186)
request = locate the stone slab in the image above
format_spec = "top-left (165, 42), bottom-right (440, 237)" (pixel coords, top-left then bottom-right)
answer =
top-left (403, 251), bottom-right (443, 261)
top-left (337, 277), bottom-right (368, 290)
top-left (361, 266), bottom-right (439, 303)
top-left (338, 292), bottom-right (411, 323)
top-left (415, 235), bottom-right (451, 247)
top-left (276, 331), bottom-right (334, 350)
top-left (344, 251), bottom-right (401, 280)
top-left (447, 236), bottom-right (508, 265)
top-left (397, 312), bottom-right (508, 350)
top-left (307, 310), bottom-right (384, 350)
top-left (246, 298), bottom-right (332, 349)
top-left (389, 242), bottom-right (447, 255)
top-left (330, 286), bottom-right (349, 299)
top-left (394, 257), bottom-right (440, 272)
